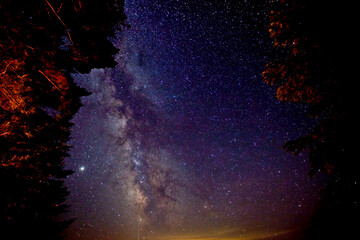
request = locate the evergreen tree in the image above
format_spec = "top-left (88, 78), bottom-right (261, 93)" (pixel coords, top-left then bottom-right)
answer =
top-left (0, 1), bottom-right (126, 239)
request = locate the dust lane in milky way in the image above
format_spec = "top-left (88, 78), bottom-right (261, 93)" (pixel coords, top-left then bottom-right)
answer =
top-left (65, 1), bottom-right (325, 239)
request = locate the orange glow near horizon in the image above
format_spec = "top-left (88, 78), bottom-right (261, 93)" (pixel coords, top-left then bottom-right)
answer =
top-left (153, 227), bottom-right (298, 240)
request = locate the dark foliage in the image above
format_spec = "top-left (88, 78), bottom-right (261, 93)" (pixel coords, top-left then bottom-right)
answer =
top-left (263, 0), bottom-right (353, 177)
top-left (263, 0), bottom-right (358, 239)
top-left (0, 1), bottom-right (126, 239)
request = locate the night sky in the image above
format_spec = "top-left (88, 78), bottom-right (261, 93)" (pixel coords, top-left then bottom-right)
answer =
top-left (65, 1), bottom-right (325, 239)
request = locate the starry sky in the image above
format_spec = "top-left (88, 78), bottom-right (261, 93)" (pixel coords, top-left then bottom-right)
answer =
top-left (65, 1), bottom-right (325, 239)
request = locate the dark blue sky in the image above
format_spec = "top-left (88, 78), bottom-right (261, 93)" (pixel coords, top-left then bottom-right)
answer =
top-left (65, 1), bottom-right (325, 239)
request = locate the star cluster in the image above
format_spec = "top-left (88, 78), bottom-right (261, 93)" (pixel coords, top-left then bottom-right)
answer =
top-left (65, 1), bottom-right (325, 239)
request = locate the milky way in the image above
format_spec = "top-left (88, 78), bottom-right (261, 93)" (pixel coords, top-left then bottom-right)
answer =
top-left (65, 1), bottom-right (325, 239)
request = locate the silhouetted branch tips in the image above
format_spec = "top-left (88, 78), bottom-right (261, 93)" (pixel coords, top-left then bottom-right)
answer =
top-left (264, 0), bottom-right (352, 176)
top-left (264, 1), bottom-right (357, 238)
top-left (0, 1), bottom-right (126, 238)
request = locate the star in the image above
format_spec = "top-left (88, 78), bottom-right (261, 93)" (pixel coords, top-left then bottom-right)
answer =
top-left (64, 1), bottom-right (325, 240)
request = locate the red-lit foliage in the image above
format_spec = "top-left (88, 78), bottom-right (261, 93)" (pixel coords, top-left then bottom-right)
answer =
top-left (263, 0), bottom-right (352, 177)
top-left (0, 1), bottom-right (126, 239)
top-left (263, 2), bottom-right (358, 238)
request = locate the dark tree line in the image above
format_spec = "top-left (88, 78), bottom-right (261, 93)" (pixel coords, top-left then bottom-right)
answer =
top-left (263, 0), bottom-right (357, 239)
top-left (0, 1), bottom-right (126, 239)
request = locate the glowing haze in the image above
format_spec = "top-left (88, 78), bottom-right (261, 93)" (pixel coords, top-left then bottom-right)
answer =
top-left (65, 1), bottom-right (324, 239)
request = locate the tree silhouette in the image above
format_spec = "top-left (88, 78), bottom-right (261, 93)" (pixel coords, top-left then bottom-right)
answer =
top-left (0, 1), bottom-right (126, 239)
top-left (263, 0), bottom-right (352, 176)
top-left (263, 1), bottom-right (357, 239)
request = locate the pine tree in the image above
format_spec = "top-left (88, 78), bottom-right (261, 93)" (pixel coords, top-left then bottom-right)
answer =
top-left (0, 1), bottom-right (126, 239)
